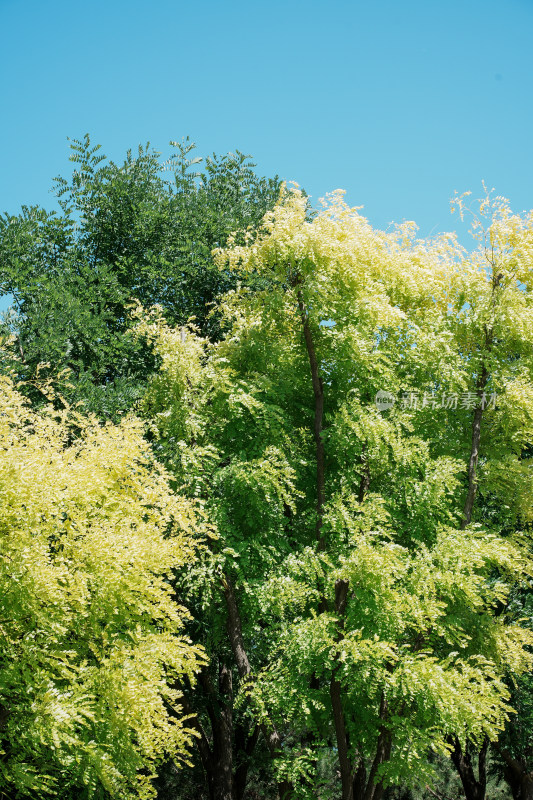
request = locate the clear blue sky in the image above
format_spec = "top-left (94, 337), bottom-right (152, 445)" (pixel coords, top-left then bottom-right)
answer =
top-left (1, 0), bottom-right (532, 311)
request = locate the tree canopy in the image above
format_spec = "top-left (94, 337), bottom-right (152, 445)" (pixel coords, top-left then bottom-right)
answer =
top-left (131, 187), bottom-right (533, 799)
top-left (1, 140), bottom-right (533, 800)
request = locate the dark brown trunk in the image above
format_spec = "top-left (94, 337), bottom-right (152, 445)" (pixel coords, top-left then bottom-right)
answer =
top-left (295, 284), bottom-right (394, 800)
top-left (210, 662), bottom-right (234, 800)
top-left (331, 675), bottom-right (352, 799)
top-left (295, 285), bottom-right (370, 800)
top-left (180, 665), bottom-right (236, 800)
top-left (460, 264), bottom-right (501, 529)
top-left (352, 760), bottom-right (367, 800)
top-left (296, 286), bottom-right (359, 799)
top-left (331, 452), bottom-right (372, 800)
top-left (449, 737), bottom-right (487, 800)
top-left (520, 777), bottom-right (533, 800)
top-left (223, 576), bottom-right (252, 680)
top-left (181, 658), bottom-right (265, 800)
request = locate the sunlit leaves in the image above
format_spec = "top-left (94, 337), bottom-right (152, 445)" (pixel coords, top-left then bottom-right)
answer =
top-left (0, 377), bottom-right (205, 798)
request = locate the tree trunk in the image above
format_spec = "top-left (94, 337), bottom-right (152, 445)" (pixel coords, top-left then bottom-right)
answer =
top-left (330, 579), bottom-right (353, 800)
top-left (234, 724), bottom-right (259, 800)
top-left (210, 662), bottom-right (234, 800)
top-left (497, 746), bottom-right (533, 800)
top-left (358, 442), bottom-right (371, 504)
top-left (296, 288), bottom-right (326, 550)
top-left (295, 282), bottom-right (395, 800)
top-left (357, 695), bottom-right (392, 800)
top-left (296, 287), bottom-right (360, 800)
top-left (449, 738), bottom-right (488, 800)
top-left (330, 452), bottom-right (372, 800)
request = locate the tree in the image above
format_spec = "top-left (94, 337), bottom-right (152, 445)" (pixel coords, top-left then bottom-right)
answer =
top-left (430, 189), bottom-right (533, 800)
top-left (0, 134), bottom-right (281, 418)
top-left (0, 373), bottom-right (206, 799)
top-left (134, 187), bottom-right (533, 799)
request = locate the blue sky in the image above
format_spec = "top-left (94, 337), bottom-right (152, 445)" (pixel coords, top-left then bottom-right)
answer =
top-left (1, 0), bottom-right (532, 311)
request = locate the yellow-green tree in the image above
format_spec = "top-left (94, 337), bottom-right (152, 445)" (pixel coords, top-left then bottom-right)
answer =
top-left (136, 186), bottom-right (533, 800)
top-left (0, 375), bottom-right (205, 799)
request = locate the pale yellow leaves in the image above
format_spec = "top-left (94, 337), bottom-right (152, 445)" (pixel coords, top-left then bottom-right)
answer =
top-left (0, 376), bottom-right (205, 799)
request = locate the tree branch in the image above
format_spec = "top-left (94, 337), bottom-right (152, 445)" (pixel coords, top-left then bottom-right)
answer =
top-left (362, 694), bottom-right (391, 800)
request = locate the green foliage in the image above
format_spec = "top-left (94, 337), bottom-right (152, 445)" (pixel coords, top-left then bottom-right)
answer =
top-left (4, 139), bottom-right (533, 798)
top-left (0, 134), bottom-right (281, 419)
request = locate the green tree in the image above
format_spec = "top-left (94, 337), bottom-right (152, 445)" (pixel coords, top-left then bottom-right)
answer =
top-left (0, 134), bottom-right (281, 418)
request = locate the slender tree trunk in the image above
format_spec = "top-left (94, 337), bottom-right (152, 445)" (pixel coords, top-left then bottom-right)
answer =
top-left (296, 289), bottom-right (326, 550)
top-left (332, 450), bottom-right (373, 800)
top-left (358, 442), bottom-right (371, 504)
top-left (295, 289), bottom-right (394, 800)
top-left (352, 760), bottom-right (367, 800)
top-left (330, 579), bottom-right (353, 800)
top-left (461, 267), bottom-right (500, 530)
top-left (294, 289), bottom-right (394, 800)
top-left (182, 697), bottom-right (256, 800)
top-left (461, 366), bottom-right (488, 529)
top-left (451, 278), bottom-right (501, 794)
top-left (357, 695), bottom-right (392, 800)
top-left (296, 285), bottom-right (358, 800)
